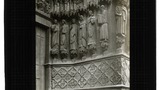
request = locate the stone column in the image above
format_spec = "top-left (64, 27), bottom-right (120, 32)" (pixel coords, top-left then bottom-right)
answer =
top-left (45, 28), bottom-right (52, 90)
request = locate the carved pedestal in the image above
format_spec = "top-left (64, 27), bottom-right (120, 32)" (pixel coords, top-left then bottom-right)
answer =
top-left (48, 54), bottom-right (129, 90)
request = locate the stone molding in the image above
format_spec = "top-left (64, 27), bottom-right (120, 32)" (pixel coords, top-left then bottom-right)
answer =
top-left (44, 54), bottom-right (129, 65)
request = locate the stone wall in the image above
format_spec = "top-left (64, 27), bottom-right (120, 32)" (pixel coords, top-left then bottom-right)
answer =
top-left (36, 0), bottom-right (130, 90)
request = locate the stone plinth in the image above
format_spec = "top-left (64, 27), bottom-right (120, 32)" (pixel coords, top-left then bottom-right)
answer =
top-left (45, 54), bottom-right (129, 90)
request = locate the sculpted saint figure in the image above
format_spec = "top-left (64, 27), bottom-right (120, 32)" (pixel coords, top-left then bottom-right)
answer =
top-left (98, 5), bottom-right (109, 51)
top-left (50, 19), bottom-right (59, 58)
top-left (54, 1), bottom-right (60, 13)
top-left (64, 0), bottom-right (70, 12)
top-left (116, 5), bottom-right (127, 36)
top-left (60, 19), bottom-right (69, 59)
top-left (79, 15), bottom-right (87, 58)
top-left (70, 18), bottom-right (78, 59)
top-left (87, 10), bottom-right (96, 54)
top-left (115, 4), bottom-right (127, 48)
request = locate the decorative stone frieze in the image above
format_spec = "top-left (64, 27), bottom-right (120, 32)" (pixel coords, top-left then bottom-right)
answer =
top-left (50, 55), bottom-right (130, 89)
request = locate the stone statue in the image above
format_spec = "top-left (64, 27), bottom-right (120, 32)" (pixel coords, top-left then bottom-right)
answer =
top-left (50, 19), bottom-right (59, 58)
top-left (79, 15), bottom-right (87, 59)
top-left (76, 0), bottom-right (83, 9)
top-left (98, 5), bottom-right (109, 51)
top-left (116, 5), bottom-right (127, 36)
top-left (70, 0), bottom-right (74, 11)
top-left (60, 19), bottom-right (69, 59)
top-left (73, 0), bottom-right (77, 11)
top-left (54, 1), bottom-right (60, 13)
top-left (37, 0), bottom-right (50, 13)
top-left (87, 10), bottom-right (96, 55)
top-left (64, 0), bottom-right (70, 12)
top-left (70, 18), bottom-right (78, 59)
top-left (43, 0), bottom-right (51, 14)
top-left (115, 4), bottom-right (127, 48)
top-left (36, 0), bottom-right (44, 11)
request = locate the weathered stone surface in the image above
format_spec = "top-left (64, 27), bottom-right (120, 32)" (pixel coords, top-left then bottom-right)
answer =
top-left (36, 0), bottom-right (130, 90)
top-left (50, 56), bottom-right (129, 89)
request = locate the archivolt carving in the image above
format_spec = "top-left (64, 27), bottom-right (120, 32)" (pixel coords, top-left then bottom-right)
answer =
top-left (36, 0), bottom-right (112, 15)
top-left (50, 19), bottom-right (59, 58)
top-left (36, 0), bottom-right (51, 14)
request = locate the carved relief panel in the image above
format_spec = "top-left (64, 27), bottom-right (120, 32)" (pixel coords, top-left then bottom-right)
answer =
top-left (36, 0), bottom-right (51, 14)
top-left (50, 56), bottom-right (130, 89)
top-left (48, 0), bottom-right (114, 62)
top-left (35, 0), bottom-right (130, 90)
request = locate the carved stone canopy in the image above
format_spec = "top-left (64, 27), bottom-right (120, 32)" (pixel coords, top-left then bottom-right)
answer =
top-left (116, 0), bottom-right (129, 7)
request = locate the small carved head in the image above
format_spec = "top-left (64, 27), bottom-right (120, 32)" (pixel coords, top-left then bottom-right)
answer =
top-left (79, 15), bottom-right (84, 20)
top-left (54, 19), bottom-right (58, 24)
top-left (117, 0), bottom-right (128, 7)
top-left (101, 5), bottom-right (105, 9)
top-left (72, 18), bottom-right (76, 23)
top-left (89, 10), bottom-right (93, 16)
top-left (62, 19), bottom-right (66, 24)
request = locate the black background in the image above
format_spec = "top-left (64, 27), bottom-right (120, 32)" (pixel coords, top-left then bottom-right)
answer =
top-left (4, 0), bottom-right (156, 90)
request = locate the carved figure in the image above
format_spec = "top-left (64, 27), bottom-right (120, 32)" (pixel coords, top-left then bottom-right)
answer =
top-left (79, 15), bottom-right (87, 58)
top-left (50, 19), bottom-right (59, 58)
top-left (116, 5), bottom-right (127, 36)
top-left (64, 0), bottom-right (70, 12)
top-left (98, 5), bottom-right (109, 51)
top-left (73, 0), bottom-right (77, 11)
top-left (60, 20), bottom-right (69, 59)
top-left (36, 0), bottom-right (51, 14)
top-left (70, 18), bottom-right (78, 59)
top-left (115, 4), bottom-right (127, 48)
top-left (54, 1), bottom-right (60, 13)
top-left (43, 0), bottom-right (51, 14)
top-left (36, 0), bottom-right (44, 11)
top-left (70, 0), bottom-right (74, 11)
top-left (87, 10), bottom-right (96, 54)
top-left (76, 0), bottom-right (83, 9)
